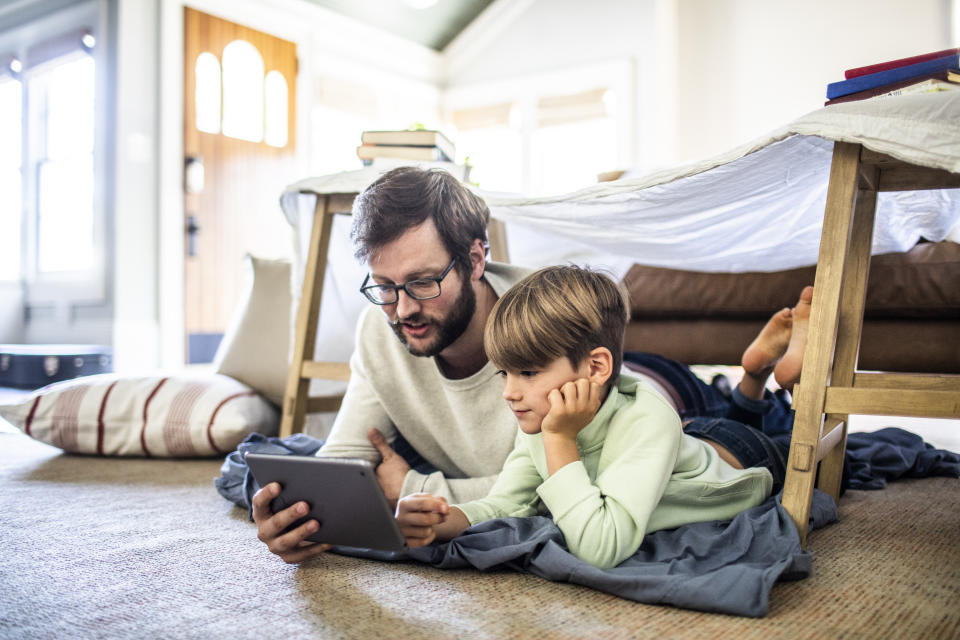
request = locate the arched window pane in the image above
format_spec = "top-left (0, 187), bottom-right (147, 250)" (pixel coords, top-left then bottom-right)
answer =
top-left (221, 40), bottom-right (263, 142)
top-left (264, 70), bottom-right (288, 148)
top-left (195, 52), bottom-right (221, 134)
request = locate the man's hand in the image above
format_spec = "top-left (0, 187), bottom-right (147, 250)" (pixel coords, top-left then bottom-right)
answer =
top-left (252, 482), bottom-right (331, 564)
top-left (368, 428), bottom-right (411, 508)
top-left (395, 493), bottom-right (449, 548)
top-left (541, 378), bottom-right (602, 440)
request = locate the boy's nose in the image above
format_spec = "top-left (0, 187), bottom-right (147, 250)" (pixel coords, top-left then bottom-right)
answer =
top-left (502, 379), bottom-right (521, 401)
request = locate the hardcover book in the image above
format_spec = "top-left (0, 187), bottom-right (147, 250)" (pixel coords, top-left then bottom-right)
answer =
top-left (356, 144), bottom-right (452, 163)
top-left (360, 129), bottom-right (455, 161)
top-left (825, 72), bottom-right (958, 105)
top-left (844, 47), bottom-right (960, 79)
top-left (827, 53), bottom-right (960, 99)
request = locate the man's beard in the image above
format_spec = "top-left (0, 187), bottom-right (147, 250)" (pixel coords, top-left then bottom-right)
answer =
top-left (390, 273), bottom-right (476, 358)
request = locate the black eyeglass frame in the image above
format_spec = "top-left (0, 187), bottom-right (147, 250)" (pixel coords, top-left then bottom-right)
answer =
top-left (359, 258), bottom-right (458, 305)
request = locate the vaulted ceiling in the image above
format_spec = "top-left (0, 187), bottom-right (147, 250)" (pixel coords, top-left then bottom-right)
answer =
top-left (303, 0), bottom-right (497, 51)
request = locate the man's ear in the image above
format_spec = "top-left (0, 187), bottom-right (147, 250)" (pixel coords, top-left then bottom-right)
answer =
top-left (468, 237), bottom-right (486, 280)
top-left (586, 347), bottom-right (614, 386)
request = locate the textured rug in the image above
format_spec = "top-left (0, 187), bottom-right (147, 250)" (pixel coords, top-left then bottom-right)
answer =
top-left (1, 429), bottom-right (958, 639)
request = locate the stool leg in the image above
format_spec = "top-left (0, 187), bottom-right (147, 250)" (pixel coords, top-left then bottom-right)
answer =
top-left (818, 174), bottom-right (878, 499)
top-left (781, 142), bottom-right (862, 546)
top-left (280, 196), bottom-right (335, 438)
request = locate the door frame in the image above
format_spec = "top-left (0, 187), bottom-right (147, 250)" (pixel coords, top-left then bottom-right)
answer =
top-left (157, 0), bottom-right (312, 369)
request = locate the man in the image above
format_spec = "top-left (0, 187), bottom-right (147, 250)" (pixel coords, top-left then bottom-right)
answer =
top-left (254, 167), bottom-right (531, 563)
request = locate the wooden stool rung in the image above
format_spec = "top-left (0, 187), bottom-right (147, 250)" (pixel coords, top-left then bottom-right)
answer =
top-left (853, 372), bottom-right (960, 391)
top-left (300, 360), bottom-right (351, 381)
top-left (824, 387), bottom-right (960, 418)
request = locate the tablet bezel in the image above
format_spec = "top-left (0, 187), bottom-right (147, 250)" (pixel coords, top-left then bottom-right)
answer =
top-left (246, 453), bottom-right (407, 552)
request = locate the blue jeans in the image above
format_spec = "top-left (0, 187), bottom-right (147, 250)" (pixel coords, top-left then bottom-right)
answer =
top-left (623, 352), bottom-right (799, 493)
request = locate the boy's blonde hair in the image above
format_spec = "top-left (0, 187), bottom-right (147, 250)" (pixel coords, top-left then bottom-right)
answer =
top-left (484, 265), bottom-right (630, 384)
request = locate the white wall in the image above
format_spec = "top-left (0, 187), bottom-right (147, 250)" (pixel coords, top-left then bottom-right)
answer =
top-left (674, 0), bottom-right (953, 162)
top-left (444, 0), bottom-right (667, 171)
top-left (445, 0), bottom-right (955, 168)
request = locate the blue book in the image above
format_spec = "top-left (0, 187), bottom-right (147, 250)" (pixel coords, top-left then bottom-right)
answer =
top-left (826, 53), bottom-right (960, 99)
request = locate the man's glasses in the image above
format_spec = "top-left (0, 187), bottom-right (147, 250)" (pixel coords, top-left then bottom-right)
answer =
top-left (360, 259), bottom-right (457, 305)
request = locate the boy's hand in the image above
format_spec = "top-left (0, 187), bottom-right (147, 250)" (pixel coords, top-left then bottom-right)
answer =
top-left (541, 378), bottom-right (602, 440)
top-left (396, 493), bottom-right (449, 548)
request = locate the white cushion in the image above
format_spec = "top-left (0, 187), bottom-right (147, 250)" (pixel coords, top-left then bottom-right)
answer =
top-left (0, 373), bottom-right (278, 456)
top-left (213, 254), bottom-right (292, 406)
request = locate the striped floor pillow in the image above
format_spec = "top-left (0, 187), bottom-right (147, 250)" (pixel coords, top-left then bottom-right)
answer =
top-left (0, 373), bottom-right (279, 456)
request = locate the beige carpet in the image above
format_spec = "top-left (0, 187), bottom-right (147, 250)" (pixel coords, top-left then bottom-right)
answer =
top-left (1, 429), bottom-right (958, 640)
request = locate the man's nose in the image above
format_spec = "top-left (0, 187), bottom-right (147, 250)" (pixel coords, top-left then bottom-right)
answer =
top-left (394, 288), bottom-right (422, 319)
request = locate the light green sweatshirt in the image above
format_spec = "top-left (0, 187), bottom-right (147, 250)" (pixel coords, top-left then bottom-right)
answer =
top-left (456, 374), bottom-right (774, 569)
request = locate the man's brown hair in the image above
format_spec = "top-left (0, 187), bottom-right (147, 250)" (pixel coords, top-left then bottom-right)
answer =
top-left (350, 167), bottom-right (490, 272)
top-left (484, 265), bottom-right (629, 384)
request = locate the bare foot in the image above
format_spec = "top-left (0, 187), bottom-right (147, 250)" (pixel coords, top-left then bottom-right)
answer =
top-left (774, 286), bottom-right (813, 390)
top-left (741, 307), bottom-right (793, 379)
top-left (738, 306), bottom-right (792, 401)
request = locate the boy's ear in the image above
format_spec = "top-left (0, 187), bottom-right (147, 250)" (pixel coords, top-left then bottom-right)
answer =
top-left (586, 347), bottom-right (614, 386)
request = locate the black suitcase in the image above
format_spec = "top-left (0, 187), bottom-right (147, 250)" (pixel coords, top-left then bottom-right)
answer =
top-left (0, 345), bottom-right (113, 389)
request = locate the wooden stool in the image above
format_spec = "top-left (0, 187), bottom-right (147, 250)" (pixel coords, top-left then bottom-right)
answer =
top-left (781, 141), bottom-right (960, 547)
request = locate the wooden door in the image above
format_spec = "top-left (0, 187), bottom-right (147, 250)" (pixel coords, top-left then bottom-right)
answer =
top-left (183, 8), bottom-right (297, 362)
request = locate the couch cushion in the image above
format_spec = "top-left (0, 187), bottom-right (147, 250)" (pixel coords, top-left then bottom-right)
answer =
top-left (623, 241), bottom-right (960, 319)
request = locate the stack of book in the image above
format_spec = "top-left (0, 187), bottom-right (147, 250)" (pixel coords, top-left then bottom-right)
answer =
top-left (825, 47), bottom-right (960, 105)
top-left (356, 129), bottom-right (456, 164)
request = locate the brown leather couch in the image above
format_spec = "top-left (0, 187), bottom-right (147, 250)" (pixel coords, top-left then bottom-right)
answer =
top-left (621, 241), bottom-right (960, 374)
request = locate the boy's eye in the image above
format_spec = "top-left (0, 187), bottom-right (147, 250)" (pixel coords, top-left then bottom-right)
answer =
top-left (520, 371), bottom-right (539, 378)
top-left (495, 370), bottom-right (506, 378)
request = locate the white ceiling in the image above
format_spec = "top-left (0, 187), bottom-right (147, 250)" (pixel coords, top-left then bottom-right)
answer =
top-left (302, 0), bottom-right (497, 51)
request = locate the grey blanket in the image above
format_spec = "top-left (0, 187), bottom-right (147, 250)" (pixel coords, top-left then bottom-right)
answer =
top-left (217, 428), bottom-right (957, 617)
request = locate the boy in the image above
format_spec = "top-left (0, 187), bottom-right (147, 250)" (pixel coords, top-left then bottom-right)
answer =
top-left (395, 265), bottom-right (773, 569)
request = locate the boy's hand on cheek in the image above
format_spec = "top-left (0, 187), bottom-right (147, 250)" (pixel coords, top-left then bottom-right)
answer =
top-left (541, 378), bottom-right (602, 440)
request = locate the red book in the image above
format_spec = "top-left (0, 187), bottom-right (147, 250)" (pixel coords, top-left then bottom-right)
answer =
top-left (845, 47), bottom-right (960, 79)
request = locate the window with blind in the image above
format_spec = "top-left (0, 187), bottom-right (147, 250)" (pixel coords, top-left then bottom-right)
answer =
top-left (451, 86), bottom-right (620, 195)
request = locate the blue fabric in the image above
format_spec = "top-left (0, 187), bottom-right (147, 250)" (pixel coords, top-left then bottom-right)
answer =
top-left (331, 491), bottom-right (838, 618)
top-left (623, 351), bottom-right (795, 435)
top-left (845, 427), bottom-right (960, 489)
top-left (683, 417), bottom-right (789, 494)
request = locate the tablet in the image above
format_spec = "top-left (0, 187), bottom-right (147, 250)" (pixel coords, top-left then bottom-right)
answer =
top-left (245, 453), bottom-right (407, 552)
